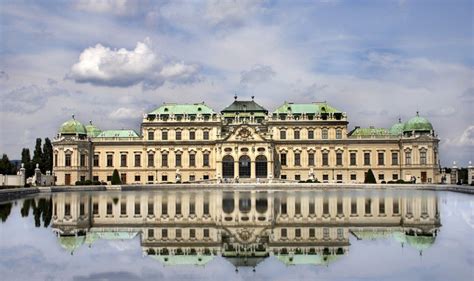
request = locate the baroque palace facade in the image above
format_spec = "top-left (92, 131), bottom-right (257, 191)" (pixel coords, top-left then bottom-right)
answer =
top-left (52, 97), bottom-right (440, 185)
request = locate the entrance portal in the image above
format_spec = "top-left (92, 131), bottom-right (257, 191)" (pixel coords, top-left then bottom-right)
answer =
top-left (239, 155), bottom-right (251, 178)
top-left (255, 155), bottom-right (268, 178)
top-left (222, 155), bottom-right (234, 178)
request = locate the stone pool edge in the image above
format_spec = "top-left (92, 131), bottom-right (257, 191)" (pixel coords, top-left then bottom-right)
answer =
top-left (1, 184), bottom-right (473, 202)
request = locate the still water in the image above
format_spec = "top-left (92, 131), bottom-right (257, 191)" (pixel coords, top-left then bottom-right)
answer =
top-left (0, 189), bottom-right (472, 281)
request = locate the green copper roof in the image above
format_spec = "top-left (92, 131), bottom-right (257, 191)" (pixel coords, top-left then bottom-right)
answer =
top-left (96, 130), bottom-right (139, 138)
top-left (403, 113), bottom-right (433, 132)
top-left (350, 127), bottom-right (390, 137)
top-left (406, 235), bottom-right (436, 251)
top-left (149, 103), bottom-right (215, 115)
top-left (149, 255), bottom-right (214, 266)
top-left (221, 100), bottom-right (268, 113)
top-left (85, 121), bottom-right (102, 137)
top-left (389, 119), bottom-right (405, 135)
top-left (58, 236), bottom-right (85, 253)
top-left (273, 102), bottom-right (342, 115)
top-left (59, 116), bottom-right (87, 135)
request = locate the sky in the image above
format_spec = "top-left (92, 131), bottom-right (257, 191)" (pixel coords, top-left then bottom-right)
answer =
top-left (0, 0), bottom-right (473, 166)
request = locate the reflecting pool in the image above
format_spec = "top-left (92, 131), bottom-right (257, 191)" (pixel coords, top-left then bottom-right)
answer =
top-left (0, 189), bottom-right (473, 281)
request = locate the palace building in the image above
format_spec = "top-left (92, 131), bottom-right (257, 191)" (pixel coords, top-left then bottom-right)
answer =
top-left (52, 97), bottom-right (441, 185)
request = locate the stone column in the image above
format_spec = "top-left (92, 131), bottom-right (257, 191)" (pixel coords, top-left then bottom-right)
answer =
top-left (468, 161), bottom-right (473, 185)
top-left (19, 163), bottom-right (26, 187)
top-left (451, 162), bottom-right (458, 184)
top-left (34, 163), bottom-right (41, 186)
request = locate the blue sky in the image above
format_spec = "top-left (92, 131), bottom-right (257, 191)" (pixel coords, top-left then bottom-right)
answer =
top-left (0, 0), bottom-right (473, 165)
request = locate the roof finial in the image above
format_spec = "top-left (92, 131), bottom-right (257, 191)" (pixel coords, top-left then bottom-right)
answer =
top-left (251, 95), bottom-right (254, 100)
top-left (234, 94), bottom-right (237, 100)
top-left (72, 114), bottom-right (75, 120)
top-left (89, 120), bottom-right (93, 125)
top-left (398, 117), bottom-right (402, 123)
top-left (416, 111), bottom-right (419, 116)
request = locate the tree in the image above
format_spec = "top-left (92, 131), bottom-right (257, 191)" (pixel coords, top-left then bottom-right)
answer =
top-left (32, 138), bottom-right (43, 172)
top-left (364, 169), bottom-right (377, 184)
top-left (111, 169), bottom-right (121, 185)
top-left (42, 138), bottom-right (53, 173)
top-left (21, 148), bottom-right (34, 178)
top-left (0, 154), bottom-right (15, 175)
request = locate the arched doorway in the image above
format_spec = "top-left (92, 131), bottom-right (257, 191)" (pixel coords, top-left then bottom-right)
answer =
top-left (239, 155), bottom-right (251, 178)
top-left (255, 155), bottom-right (267, 178)
top-left (222, 155), bottom-right (234, 178)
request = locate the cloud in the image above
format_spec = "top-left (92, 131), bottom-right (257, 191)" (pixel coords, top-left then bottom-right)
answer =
top-left (205, 0), bottom-right (266, 26)
top-left (0, 82), bottom-right (71, 114)
top-left (67, 38), bottom-right (201, 90)
top-left (240, 64), bottom-right (275, 85)
top-left (74, 0), bottom-right (144, 16)
top-left (108, 107), bottom-right (140, 120)
top-left (0, 70), bottom-right (9, 81)
top-left (444, 126), bottom-right (474, 147)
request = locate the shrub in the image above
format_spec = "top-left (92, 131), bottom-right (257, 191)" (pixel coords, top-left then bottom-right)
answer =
top-left (111, 169), bottom-right (121, 185)
top-left (364, 169), bottom-right (377, 184)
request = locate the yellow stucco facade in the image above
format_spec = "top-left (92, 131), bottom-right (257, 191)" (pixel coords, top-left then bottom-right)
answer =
top-left (52, 99), bottom-right (441, 185)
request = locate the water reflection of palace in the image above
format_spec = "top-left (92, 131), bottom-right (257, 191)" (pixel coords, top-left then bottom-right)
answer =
top-left (51, 190), bottom-right (441, 267)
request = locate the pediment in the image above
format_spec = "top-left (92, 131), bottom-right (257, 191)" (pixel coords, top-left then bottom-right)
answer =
top-left (222, 125), bottom-right (268, 142)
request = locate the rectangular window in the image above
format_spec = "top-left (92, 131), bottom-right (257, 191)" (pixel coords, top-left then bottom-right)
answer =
top-left (294, 152), bottom-right (301, 166)
top-left (148, 229), bottom-right (154, 239)
top-left (189, 154), bottom-right (196, 167)
top-left (203, 131), bottom-right (209, 140)
top-left (405, 152), bottom-right (412, 165)
top-left (280, 153), bottom-right (287, 166)
top-left (308, 130), bottom-right (314, 139)
top-left (350, 152), bottom-right (356, 166)
top-left (203, 153), bottom-right (210, 167)
top-left (189, 200), bottom-right (196, 215)
top-left (161, 153), bottom-right (168, 167)
top-left (281, 200), bottom-right (287, 214)
top-left (281, 175), bottom-right (287, 180)
top-left (148, 131), bottom-right (154, 141)
top-left (365, 199), bottom-right (372, 214)
top-left (392, 152), bottom-right (399, 165)
top-left (336, 174), bottom-right (343, 182)
top-left (175, 131), bottom-right (182, 140)
top-left (121, 202), bottom-right (127, 215)
top-left (378, 174), bottom-right (384, 180)
top-left (148, 175), bottom-right (154, 183)
top-left (107, 202), bottom-right (112, 215)
top-left (120, 154), bottom-right (127, 167)
top-left (392, 174), bottom-right (399, 180)
top-left (134, 202), bottom-right (140, 215)
top-left (309, 228), bottom-right (315, 238)
top-left (295, 228), bottom-right (301, 238)
top-left (134, 175), bottom-right (140, 182)
top-left (379, 198), bottom-right (385, 214)
top-left (420, 151), bottom-right (427, 165)
top-left (189, 175), bottom-right (195, 181)
top-left (364, 152), bottom-right (371, 166)
top-left (54, 154), bottom-right (58, 167)
top-left (134, 154), bottom-right (141, 167)
top-left (203, 201), bottom-right (210, 215)
top-left (323, 174), bottom-right (329, 181)
top-left (322, 152), bottom-right (329, 166)
top-left (189, 131), bottom-right (195, 140)
top-left (351, 174), bottom-right (357, 181)
top-left (162, 202), bottom-right (168, 215)
top-left (93, 202), bottom-right (98, 215)
top-left (162, 229), bottom-right (168, 238)
top-left (161, 175), bottom-right (168, 182)
top-left (92, 176), bottom-right (99, 182)
top-left (190, 229), bottom-right (196, 238)
top-left (80, 154), bottom-right (85, 167)
top-left (93, 154), bottom-right (99, 167)
top-left (280, 130), bottom-right (286, 140)
top-left (322, 129), bottom-right (328, 139)
top-left (65, 203), bottom-right (71, 216)
top-left (107, 175), bottom-right (112, 182)
top-left (203, 175), bottom-right (209, 180)
top-left (393, 200), bottom-right (400, 214)
top-left (65, 154), bottom-right (71, 167)
top-left (351, 198), bottom-right (357, 214)
top-left (336, 152), bottom-right (343, 166)
top-left (294, 130), bottom-right (300, 140)
top-left (80, 203), bottom-right (85, 216)
top-left (309, 199), bottom-right (315, 214)
top-left (281, 228), bottom-right (287, 238)
top-left (336, 129), bottom-right (342, 139)
top-left (295, 174), bottom-right (301, 181)
top-left (204, 229), bottom-right (210, 238)
top-left (378, 152), bottom-right (385, 166)
top-left (175, 201), bottom-right (181, 215)
top-left (148, 153), bottom-right (154, 167)
top-left (161, 131), bottom-right (168, 141)
top-left (175, 154), bottom-right (182, 167)
top-left (107, 154), bottom-right (113, 167)
top-left (308, 153), bottom-right (315, 166)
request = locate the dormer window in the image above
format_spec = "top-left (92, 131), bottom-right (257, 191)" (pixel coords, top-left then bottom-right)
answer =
top-left (164, 108), bottom-right (168, 112)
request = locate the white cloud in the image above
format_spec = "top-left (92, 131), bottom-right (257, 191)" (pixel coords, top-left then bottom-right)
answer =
top-left (443, 126), bottom-right (474, 147)
top-left (67, 38), bottom-right (201, 90)
top-left (205, 0), bottom-right (265, 26)
top-left (108, 107), bottom-right (140, 120)
top-left (75, 0), bottom-right (142, 16)
top-left (240, 64), bottom-right (275, 85)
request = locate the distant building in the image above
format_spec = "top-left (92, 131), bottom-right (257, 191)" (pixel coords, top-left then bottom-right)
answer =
top-left (52, 97), bottom-right (440, 185)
